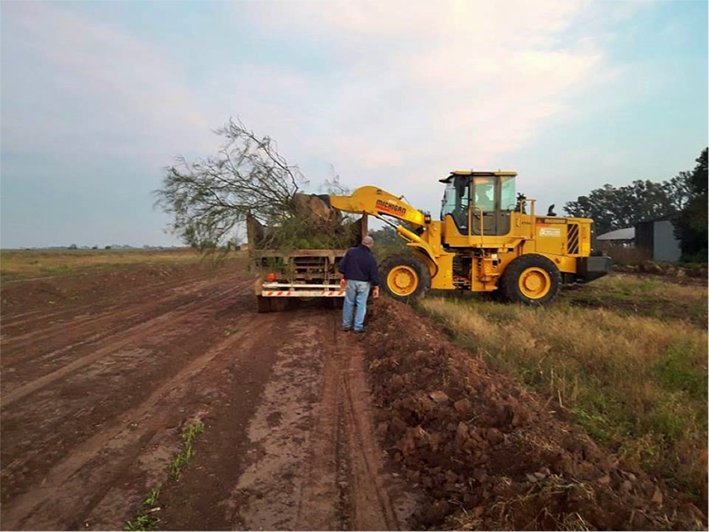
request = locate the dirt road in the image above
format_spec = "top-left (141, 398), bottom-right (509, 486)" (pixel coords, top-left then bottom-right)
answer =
top-left (0, 266), bottom-right (412, 531)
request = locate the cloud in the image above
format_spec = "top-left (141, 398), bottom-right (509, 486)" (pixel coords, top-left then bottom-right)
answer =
top-left (2, 0), bottom-right (668, 247)
top-left (1, 2), bottom-right (217, 165)
top-left (228, 0), bottom-right (614, 207)
top-left (227, 0), bottom-right (664, 214)
top-left (2, 1), bottom-right (621, 182)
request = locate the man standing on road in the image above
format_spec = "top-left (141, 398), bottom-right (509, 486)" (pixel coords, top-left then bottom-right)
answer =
top-left (339, 236), bottom-right (380, 334)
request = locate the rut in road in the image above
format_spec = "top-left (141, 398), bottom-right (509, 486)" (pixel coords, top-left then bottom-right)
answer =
top-left (1, 279), bottom-right (247, 405)
top-left (1, 267), bottom-right (414, 531)
top-left (158, 309), bottom-right (415, 531)
top-left (1, 274), bottom-right (235, 369)
top-left (0, 268), bottom-right (215, 332)
top-left (1, 272), bottom-right (258, 528)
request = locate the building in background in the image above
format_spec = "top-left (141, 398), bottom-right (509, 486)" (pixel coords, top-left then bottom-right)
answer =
top-left (635, 216), bottom-right (682, 262)
top-left (597, 227), bottom-right (635, 247)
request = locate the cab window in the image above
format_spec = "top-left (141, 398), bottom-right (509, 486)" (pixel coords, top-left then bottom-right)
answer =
top-left (473, 177), bottom-right (495, 213)
top-left (500, 175), bottom-right (516, 211)
top-left (440, 177), bottom-right (470, 233)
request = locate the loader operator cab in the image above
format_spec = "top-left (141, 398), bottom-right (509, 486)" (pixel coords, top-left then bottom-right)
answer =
top-left (440, 170), bottom-right (517, 237)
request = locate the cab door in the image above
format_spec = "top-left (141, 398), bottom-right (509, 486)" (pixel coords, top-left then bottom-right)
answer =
top-left (471, 176), bottom-right (498, 236)
top-left (471, 175), bottom-right (514, 237)
top-left (440, 175), bottom-right (472, 236)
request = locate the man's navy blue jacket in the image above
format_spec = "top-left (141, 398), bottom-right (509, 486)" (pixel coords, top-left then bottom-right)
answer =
top-left (338, 245), bottom-right (380, 286)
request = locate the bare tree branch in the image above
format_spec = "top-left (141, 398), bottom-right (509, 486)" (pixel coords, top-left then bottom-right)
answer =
top-left (155, 118), bottom-right (309, 248)
top-left (155, 118), bottom-right (353, 250)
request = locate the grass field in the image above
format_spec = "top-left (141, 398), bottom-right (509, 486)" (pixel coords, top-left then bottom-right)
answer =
top-left (0, 248), bottom-right (207, 280)
top-left (564, 274), bottom-right (708, 327)
top-left (418, 275), bottom-right (708, 503)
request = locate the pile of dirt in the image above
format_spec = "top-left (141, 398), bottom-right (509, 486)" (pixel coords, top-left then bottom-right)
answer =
top-left (361, 299), bottom-right (706, 531)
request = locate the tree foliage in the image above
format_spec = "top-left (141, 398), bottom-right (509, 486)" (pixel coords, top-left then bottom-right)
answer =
top-left (368, 225), bottom-right (410, 261)
top-left (368, 225), bottom-right (401, 246)
top-left (155, 119), bottom-right (308, 249)
top-left (564, 175), bottom-right (692, 235)
top-left (674, 148), bottom-right (708, 262)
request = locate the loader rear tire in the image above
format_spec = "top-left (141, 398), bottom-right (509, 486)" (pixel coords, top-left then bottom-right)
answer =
top-left (501, 254), bottom-right (561, 306)
top-left (380, 254), bottom-right (431, 302)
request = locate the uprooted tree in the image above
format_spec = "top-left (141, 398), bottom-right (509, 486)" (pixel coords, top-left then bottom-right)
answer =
top-left (155, 119), bottom-right (354, 250)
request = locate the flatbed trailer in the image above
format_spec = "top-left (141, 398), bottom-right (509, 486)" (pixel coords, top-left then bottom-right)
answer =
top-left (247, 215), bottom-right (367, 312)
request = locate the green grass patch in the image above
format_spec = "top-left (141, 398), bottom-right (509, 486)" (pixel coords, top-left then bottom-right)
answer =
top-left (417, 285), bottom-right (708, 503)
top-left (170, 422), bottom-right (205, 481)
top-left (124, 489), bottom-right (161, 531)
top-left (561, 274), bottom-right (708, 327)
top-left (123, 421), bottom-right (206, 530)
top-left (653, 337), bottom-right (708, 403)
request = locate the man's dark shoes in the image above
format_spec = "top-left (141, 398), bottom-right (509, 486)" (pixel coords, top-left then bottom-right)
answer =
top-left (353, 328), bottom-right (365, 334)
top-left (342, 327), bottom-right (352, 332)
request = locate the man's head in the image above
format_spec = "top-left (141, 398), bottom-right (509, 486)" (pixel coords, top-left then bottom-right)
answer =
top-left (362, 236), bottom-right (374, 248)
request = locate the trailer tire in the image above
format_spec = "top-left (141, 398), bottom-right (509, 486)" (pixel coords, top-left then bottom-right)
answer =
top-left (380, 254), bottom-right (431, 302)
top-left (257, 296), bottom-right (271, 313)
top-left (501, 254), bottom-right (561, 306)
top-left (269, 297), bottom-right (288, 312)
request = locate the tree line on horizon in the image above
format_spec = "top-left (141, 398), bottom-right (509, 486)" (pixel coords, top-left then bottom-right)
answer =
top-left (564, 147), bottom-right (707, 262)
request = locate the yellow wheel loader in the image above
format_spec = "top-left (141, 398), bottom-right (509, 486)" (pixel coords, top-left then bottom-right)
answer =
top-left (325, 170), bottom-right (611, 305)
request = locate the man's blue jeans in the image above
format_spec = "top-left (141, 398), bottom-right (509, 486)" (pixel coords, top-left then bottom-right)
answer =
top-left (342, 280), bottom-right (370, 332)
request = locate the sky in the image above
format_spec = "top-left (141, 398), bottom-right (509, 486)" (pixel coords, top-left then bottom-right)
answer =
top-left (1, 0), bottom-right (707, 248)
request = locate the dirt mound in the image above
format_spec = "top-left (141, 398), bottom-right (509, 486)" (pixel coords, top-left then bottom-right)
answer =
top-left (362, 299), bottom-right (706, 530)
top-left (2, 280), bottom-right (69, 308)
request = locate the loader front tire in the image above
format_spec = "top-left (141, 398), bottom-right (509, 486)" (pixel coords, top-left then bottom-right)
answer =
top-left (501, 254), bottom-right (561, 306)
top-left (380, 254), bottom-right (431, 302)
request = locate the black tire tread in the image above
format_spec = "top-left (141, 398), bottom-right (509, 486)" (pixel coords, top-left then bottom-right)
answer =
top-left (379, 254), bottom-right (432, 302)
top-left (256, 296), bottom-right (271, 313)
top-left (500, 254), bottom-right (561, 306)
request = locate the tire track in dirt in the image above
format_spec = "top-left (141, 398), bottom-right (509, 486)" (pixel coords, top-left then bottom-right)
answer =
top-left (339, 332), bottom-right (409, 531)
top-left (187, 309), bottom-right (414, 531)
top-left (1, 275), bottom-right (254, 507)
top-left (2, 266), bottom-right (413, 531)
top-left (0, 278), bottom-right (249, 403)
top-left (1, 311), bottom-right (272, 531)
top-left (1, 276), bottom-right (252, 393)
top-left (1, 269), bottom-right (213, 329)
top-left (0, 276), bottom-right (222, 350)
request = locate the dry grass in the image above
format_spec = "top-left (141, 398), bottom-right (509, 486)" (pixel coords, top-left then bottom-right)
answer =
top-left (418, 279), bottom-right (708, 503)
top-left (596, 243), bottom-right (650, 265)
top-left (0, 249), bottom-right (205, 280)
top-left (562, 274), bottom-right (708, 327)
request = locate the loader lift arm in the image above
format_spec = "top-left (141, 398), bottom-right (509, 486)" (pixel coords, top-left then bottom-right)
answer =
top-left (326, 185), bottom-right (443, 279)
top-left (327, 185), bottom-right (436, 252)
top-left (328, 186), bottom-right (429, 229)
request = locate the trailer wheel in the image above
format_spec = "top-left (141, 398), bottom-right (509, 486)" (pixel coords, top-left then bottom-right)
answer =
top-left (257, 296), bottom-right (271, 313)
top-left (501, 254), bottom-right (561, 306)
top-left (270, 298), bottom-right (289, 312)
top-left (380, 254), bottom-right (431, 302)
